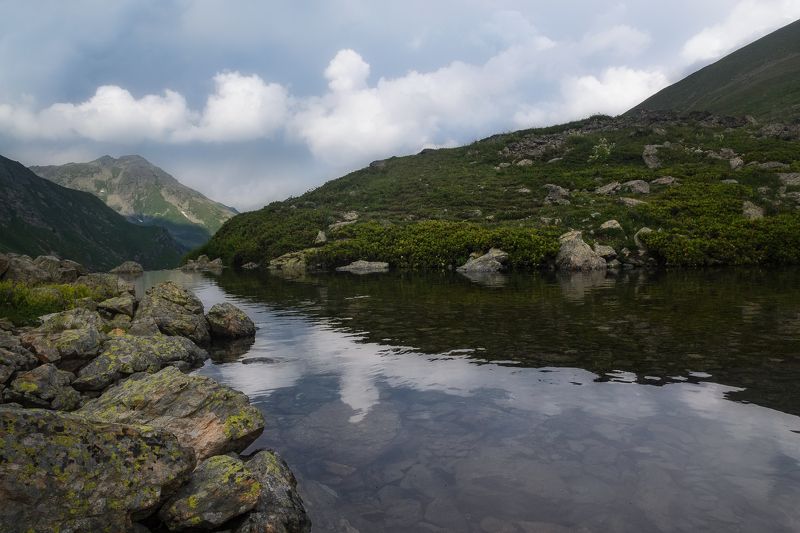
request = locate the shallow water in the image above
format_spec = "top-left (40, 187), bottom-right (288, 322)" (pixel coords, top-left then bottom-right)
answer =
top-left (141, 268), bottom-right (800, 532)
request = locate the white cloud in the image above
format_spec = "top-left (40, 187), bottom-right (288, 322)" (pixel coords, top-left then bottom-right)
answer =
top-left (682, 0), bottom-right (800, 63)
top-left (562, 67), bottom-right (670, 118)
top-left (583, 25), bottom-right (652, 56)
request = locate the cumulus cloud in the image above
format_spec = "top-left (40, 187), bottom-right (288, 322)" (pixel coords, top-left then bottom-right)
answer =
top-left (682, 0), bottom-right (800, 63)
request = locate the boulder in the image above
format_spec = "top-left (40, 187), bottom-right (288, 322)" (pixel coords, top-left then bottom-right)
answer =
top-left (135, 281), bottom-right (210, 345)
top-left (598, 220), bottom-right (623, 233)
top-left (742, 201), bottom-right (765, 220)
top-left (314, 230), bottom-right (328, 245)
top-left (620, 197), bottom-right (647, 208)
top-left (241, 262), bottom-right (260, 270)
top-left (543, 184), bottom-right (570, 205)
top-left (98, 293), bottom-right (137, 317)
top-left (778, 173), bottom-right (800, 187)
top-left (595, 181), bottom-right (621, 195)
top-left (4, 363), bottom-right (81, 411)
top-left (73, 334), bottom-right (208, 391)
top-left (269, 250), bottom-right (310, 277)
top-left (79, 366), bottom-right (264, 461)
top-left (593, 243), bottom-right (617, 260)
top-left (457, 248), bottom-right (509, 273)
top-left (76, 273), bottom-right (135, 300)
top-left (634, 227), bottom-right (654, 250)
top-left (515, 159), bottom-right (533, 167)
top-left (60, 259), bottom-right (88, 277)
top-left (159, 455), bottom-right (261, 530)
top-left (335, 260), bottom-right (390, 274)
top-left (0, 333), bottom-right (38, 386)
top-left (33, 255), bottom-right (66, 282)
top-left (642, 145), bottom-right (661, 169)
top-left (182, 255), bottom-right (224, 272)
top-left (3, 255), bottom-right (51, 285)
top-left (20, 308), bottom-right (106, 370)
top-left (0, 407), bottom-right (195, 533)
top-left (234, 450), bottom-right (312, 533)
top-left (757, 161), bottom-right (789, 170)
top-left (110, 261), bottom-right (144, 275)
top-left (651, 176), bottom-right (678, 186)
top-left (622, 180), bottom-right (650, 195)
top-left (729, 157), bottom-right (745, 170)
top-left (555, 232), bottom-right (606, 271)
top-left (206, 303), bottom-right (256, 339)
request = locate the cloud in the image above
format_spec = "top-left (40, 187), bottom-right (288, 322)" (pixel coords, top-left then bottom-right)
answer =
top-left (682, 0), bottom-right (800, 63)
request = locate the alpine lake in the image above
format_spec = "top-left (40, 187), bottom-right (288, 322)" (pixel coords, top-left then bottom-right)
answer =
top-left (136, 267), bottom-right (800, 533)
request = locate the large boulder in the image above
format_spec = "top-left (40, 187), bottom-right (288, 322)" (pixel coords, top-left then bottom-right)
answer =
top-left (73, 334), bottom-right (208, 391)
top-left (622, 180), bottom-right (650, 195)
top-left (0, 407), bottom-right (195, 533)
top-left (182, 255), bottom-right (224, 272)
top-left (76, 273), bottom-right (135, 300)
top-left (159, 455), bottom-right (261, 530)
top-left (206, 303), bottom-right (256, 339)
top-left (268, 250), bottom-right (311, 277)
top-left (234, 450), bottom-right (312, 533)
top-left (3, 363), bottom-right (81, 411)
top-left (595, 181), bottom-right (621, 195)
top-left (3, 255), bottom-right (51, 285)
top-left (335, 260), bottom-right (390, 274)
top-left (134, 281), bottom-right (210, 345)
top-left (643, 145), bottom-right (661, 169)
top-left (742, 200), bottom-right (764, 220)
top-left (457, 248), bottom-right (509, 273)
top-left (543, 184), bottom-right (570, 205)
top-left (110, 261), bottom-right (144, 275)
top-left (79, 366), bottom-right (264, 461)
top-left (555, 231), bottom-right (607, 271)
top-left (0, 332), bottom-right (38, 386)
top-left (19, 308), bottom-right (106, 371)
top-left (98, 293), bottom-right (137, 318)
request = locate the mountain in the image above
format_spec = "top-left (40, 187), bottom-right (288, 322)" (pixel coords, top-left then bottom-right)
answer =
top-left (631, 19), bottom-right (800, 121)
top-left (0, 155), bottom-right (184, 270)
top-left (31, 155), bottom-right (237, 249)
top-left (193, 111), bottom-right (800, 270)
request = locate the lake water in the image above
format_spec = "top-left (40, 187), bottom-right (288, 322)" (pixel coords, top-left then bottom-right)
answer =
top-left (140, 268), bottom-right (800, 532)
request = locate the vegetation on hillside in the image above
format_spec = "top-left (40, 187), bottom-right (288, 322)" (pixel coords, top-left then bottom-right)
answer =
top-left (0, 281), bottom-right (100, 325)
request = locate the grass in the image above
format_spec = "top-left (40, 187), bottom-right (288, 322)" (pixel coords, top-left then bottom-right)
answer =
top-left (0, 281), bottom-right (102, 325)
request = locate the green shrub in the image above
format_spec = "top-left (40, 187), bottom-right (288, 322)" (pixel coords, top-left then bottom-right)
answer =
top-left (0, 281), bottom-right (96, 325)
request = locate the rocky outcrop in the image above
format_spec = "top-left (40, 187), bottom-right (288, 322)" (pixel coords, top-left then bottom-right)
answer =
top-left (73, 334), bottom-right (208, 391)
top-left (79, 366), bottom-right (264, 461)
top-left (110, 261), bottom-right (144, 275)
top-left (3, 363), bottom-right (81, 411)
top-left (2, 255), bottom-right (52, 285)
top-left (182, 254), bottom-right (224, 272)
top-left (0, 406), bottom-right (195, 533)
top-left (778, 173), bottom-right (800, 187)
top-left (159, 455), bottom-right (261, 530)
top-left (555, 231), bottom-right (607, 271)
top-left (134, 281), bottom-right (210, 345)
top-left (336, 260), bottom-right (390, 274)
top-left (206, 303), bottom-right (256, 339)
top-left (0, 254), bottom-right (88, 285)
top-left (457, 248), bottom-right (509, 273)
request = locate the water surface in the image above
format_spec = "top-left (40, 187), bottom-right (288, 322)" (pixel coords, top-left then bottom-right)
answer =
top-left (141, 268), bottom-right (800, 532)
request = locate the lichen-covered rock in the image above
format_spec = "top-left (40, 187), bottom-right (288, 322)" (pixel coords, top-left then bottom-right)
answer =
top-left (4, 363), bottom-right (81, 411)
top-left (269, 251), bottom-right (310, 277)
top-left (0, 344), bottom-right (37, 386)
top-left (235, 450), bottom-right (312, 533)
top-left (335, 260), bottom-right (390, 274)
top-left (98, 293), bottom-right (137, 317)
top-left (79, 366), bottom-right (264, 461)
top-left (20, 308), bottom-right (106, 370)
top-left (206, 303), bottom-right (256, 339)
top-left (622, 180), bottom-right (650, 195)
top-left (3, 255), bottom-right (51, 285)
top-left (457, 248), bottom-right (509, 273)
top-left (598, 219), bottom-right (623, 233)
top-left (110, 261), bottom-right (144, 274)
top-left (159, 455), bottom-right (261, 530)
top-left (76, 273), bottom-right (135, 300)
top-left (135, 281), bottom-right (210, 345)
top-left (0, 407), bottom-right (195, 533)
top-left (555, 231), bottom-right (606, 271)
top-left (595, 181), bottom-right (621, 195)
top-left (73, 334), bottom-right (208, 391)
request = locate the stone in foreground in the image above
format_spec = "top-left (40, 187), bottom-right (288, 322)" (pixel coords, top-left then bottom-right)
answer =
top-left (79, 366), bottom-right (264, 461)
top-left (0, 407), bottom-right (195, 533)
top-left (135, 281), bottom-right (211, 345)
top-left (457, 248), bottom-right (509, 273)
top-left (336, 260), bottom-right (390, 274)
top-left (206, 303), bottom-right (256, 339)
top-left (555, 231), bottom-right (606, 271)
top-left (159, 455), bottom-right (260, 530)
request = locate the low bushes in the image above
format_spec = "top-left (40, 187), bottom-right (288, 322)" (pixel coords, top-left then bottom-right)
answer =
top-left (0, 281), bottom-right (96, 325)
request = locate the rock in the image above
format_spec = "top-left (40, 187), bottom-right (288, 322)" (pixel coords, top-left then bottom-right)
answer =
top-left (456, 248), bottom-right (509, 273)
top-left (60, 259), bottom-right (88, 277)
top-left (729, 157), bottom-right (744, 170)
top-left (98, 293), bottom-right (136, 317)
top-left (110, 261), bottom-right (144, 275)
top-left (622, 180), bottom-right (650, 195)
top-left (593, 243), bottom-right (617, 260)
top-left (79, 366), bottom-right (264, 461)
top-left (607, 259), bottom-right (622, 269)
top-left (76, 273), bottom-right (135, 300)
top-left (4, 363), bottom-right (81, 411)
top-left (721, 179), bottom-right (739, 184)
top-left (20, 308), bottom-right (106, 370)
top-left (0, 254), bottom-right (8, 278)
top-left (269, 250), bottom-right (310, 277)
top-left (555, 231), bottom-right (606, 271)
top-left (159, 455), bottom-right (261, 530)
top-left (342, 211), bottom-right (359, 222)
top-left (758, 161), bottom-right (790, 170)
top-left (547, 157), bottom-right (563, 164)
top-left (515, 159), bottom-right (533, 167)
top-left (207, 303), bottom-right (256, 339)
top-left (634, 227), bottom-right (654, 250)
top-left (0, 407), bottom-right (195, 533)
top-left (595, 181), bottom-right (621, 195)
top-left (517, 187), bottom-right (531, 193)
top-left (620, 197), bottom-right (647, 208)
top-left (0, 334), bottom-right (38, 386)
top-left (498, 162), bottom-right (511, 168)
top-left (33, 255), bottom-right (68, 282)
top-left (598, 220), bottom-right (623, 233)
top-left (742, 200), bottom-right (764, 220)
top-left (778, 173), bottom-right (800, 186)
top-left (135, 281), bottom-right (210, 345)
top-left (642, 145), bottom-right (661, 169)
top-left (314, 230), bottom-right (328, 245)
top-left (543, 184), bottom-right (570, 205)
top-left (241, 262), bottom-right (260, 270)
top-left (129, 316), bottom-right (161, 336)
top-left (3, 255), bottom-right (51, 285)
top-left (234, 450), bottom-right (312, 533)
top-left (336, 260), bottom-right (390, 274)
top-left (73, 334), bottom-right (208, 391)
top-left (182, 255), bottom-right (224, 272)
top-left (651, 176), bottom-right (678, 186)
top-left (369, 159), bottom-right (387, 169)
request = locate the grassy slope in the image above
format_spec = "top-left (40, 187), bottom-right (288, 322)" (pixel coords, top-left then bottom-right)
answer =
top-left (631, 19), bottom-right (800, 121)
top-left (194, 112), bottom-right (800, 269)
top-left (0, 155), bottom-right (183, 270)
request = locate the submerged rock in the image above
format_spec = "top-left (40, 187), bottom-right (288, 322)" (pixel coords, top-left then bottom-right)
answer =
top-left (336, 260), bottom-right (390, 274)
top-left (135, 281), bottom-right (210, 345)
top-left (0, 407), bottom-right (195, 533)
top-left (457, 248), bottom-right (509, 273)
top-left (241, 262), bottom-right (260, 270)
top-left (110, 261), bottom-right (144, 275)
top-left (206, 303), bottom-right (256, 339)
top-left (555, 231), bottom-right (606, 271)
top-left (79, 366), bottom-right (264, 461)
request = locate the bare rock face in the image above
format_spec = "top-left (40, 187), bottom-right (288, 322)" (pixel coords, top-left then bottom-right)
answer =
top-left (336, 260), bottom-right (390, 274)
top-left (159, 455), bottom-right (261, 530)
top-left (110, 261), bottom-right (144, 275)
top-left (206, 303), bottom-right (256, 339)
top-left (134, 281), bottom-right (210, 345)
top-left (0, 406), bottom-right (195, 533)
top-left (457, 248), bottom-right (509, 273)
top-left (555, 231), bottom-right (607, 271)
top-left (78, 366), bottom-right (265, 461)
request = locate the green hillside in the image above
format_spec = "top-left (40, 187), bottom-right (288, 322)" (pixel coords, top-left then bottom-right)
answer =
top-left (631, 19), bottom-right (800, 121)
top-left (0, 155), bottom-right (183, 270)
top-left (31, 155), bottom-right (237, 249)
top-left (193, 111), bottom-right (800, 270)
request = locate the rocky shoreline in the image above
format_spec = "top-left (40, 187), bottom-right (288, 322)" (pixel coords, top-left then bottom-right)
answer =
top-left (0, 256), bottom-right (311, 532)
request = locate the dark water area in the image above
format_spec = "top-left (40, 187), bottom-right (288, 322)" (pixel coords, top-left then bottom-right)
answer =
top-left (140, 268), bottom-right (800, 532)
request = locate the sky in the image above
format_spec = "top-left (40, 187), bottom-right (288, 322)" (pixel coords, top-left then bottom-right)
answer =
top-left (1, 0), bottom-right (799, 211)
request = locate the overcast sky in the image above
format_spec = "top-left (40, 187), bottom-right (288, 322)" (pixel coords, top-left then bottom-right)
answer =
top-left (1, 0), bottom-right (798, 211)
